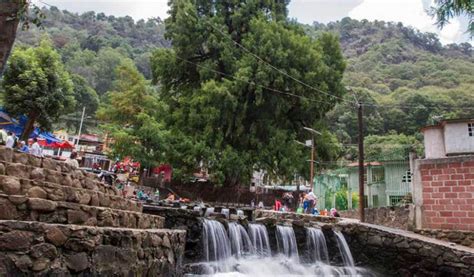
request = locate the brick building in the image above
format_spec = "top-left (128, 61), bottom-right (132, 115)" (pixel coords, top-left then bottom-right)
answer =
top-left (413, 119), bottom-right (474, 231)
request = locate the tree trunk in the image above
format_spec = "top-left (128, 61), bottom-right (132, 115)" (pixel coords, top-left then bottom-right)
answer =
top-left (21, 112), bottom-right (37, 141)
top-left (0, 1), bottom-right (21, 77)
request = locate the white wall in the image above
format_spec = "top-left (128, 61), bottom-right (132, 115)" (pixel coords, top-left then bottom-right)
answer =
top-left (423, 128), bottom-right (445, 158)
top-left (444, 122), bottom-right (474, 155)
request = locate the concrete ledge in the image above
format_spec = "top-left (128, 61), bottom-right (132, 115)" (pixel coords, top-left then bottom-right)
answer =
top-left (254, 209), bottom-right (339, 224)
top-left (0, 220), bottom-right (186, 276)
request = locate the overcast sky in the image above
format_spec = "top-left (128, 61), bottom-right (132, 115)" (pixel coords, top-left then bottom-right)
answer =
top-left (33, 0), bottom-right (472, 44)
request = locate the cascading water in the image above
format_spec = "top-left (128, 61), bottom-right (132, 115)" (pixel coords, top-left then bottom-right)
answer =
top-left (228, 222), bottom-right (252, 258)
top-left (276, 225), bottom-right (299, 261)
top-left (248, 223), bottom-right (271, 256)
top-left (202, 219), bottom-right (231, 262)
top-left (334, 231), bottom-right (355, 267)
top-left (204, 207), bottom-right (215, 217)
top-left (191, 220), bottom-right (374, 277)
top-left (306, 227), bottom-right (329, 263)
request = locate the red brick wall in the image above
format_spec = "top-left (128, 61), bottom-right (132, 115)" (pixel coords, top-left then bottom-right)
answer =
top-left (420, 160), bottom-right (474, 231)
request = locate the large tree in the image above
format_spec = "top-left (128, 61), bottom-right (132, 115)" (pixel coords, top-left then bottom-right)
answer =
top-left (97, 61), bottom-right (169, 170)
top-left (2, 40), bottom-right (75, 140)
top-left (152, 0), bottom-right (346, 185)
top-left (0, 0), bottom-right (21, 76)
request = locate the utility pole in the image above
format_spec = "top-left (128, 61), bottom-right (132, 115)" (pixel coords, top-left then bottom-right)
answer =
top-left (310, 135), bottom-right (314, 187)
top-left (76, 106), bottom-right (86, 146)
top-left (357, 101), bottom-right (365, 222)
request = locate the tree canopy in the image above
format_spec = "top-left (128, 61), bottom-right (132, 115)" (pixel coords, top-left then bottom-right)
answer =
top-left (2, 39), bottom-right (75, 139)
top-left (151, 0), bottom-right (346, 185)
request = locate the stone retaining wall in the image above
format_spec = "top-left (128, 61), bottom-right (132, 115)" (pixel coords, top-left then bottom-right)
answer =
top-left (143, 206), bottom-right (203, 263)
top-left (338, 220), bottom-right (474, 276)
top-left (339, 205), bottom-right (413, 230)
top-left (0, 220), bottom-right (186, 276)
top-left (0, 194), bottom-right (163, 229)
top-left (414, 229), bottom-right (474, 248)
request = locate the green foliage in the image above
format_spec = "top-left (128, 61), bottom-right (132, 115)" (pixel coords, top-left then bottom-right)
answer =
top-left (364, 133), bottom-right (423, 161)
top-left (97, 61), bottom-right (169, 169)
top-left (430, 0), bottom-right (473, 37)
top-left (151, 0), bottom-right (346, 185)
top-left (2, 39), bottom-right (75, 138)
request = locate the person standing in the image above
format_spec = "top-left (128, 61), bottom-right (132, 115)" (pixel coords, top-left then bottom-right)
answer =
top-left (30, 138), bottom-right (43, 157)
top-left (5, 132), bottom-right (14, 148)
top-left (66, 151), bottom-right (79, 168)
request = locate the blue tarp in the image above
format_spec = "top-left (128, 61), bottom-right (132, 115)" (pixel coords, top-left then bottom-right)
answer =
top-left (0, 108), bottom-right (61, 144)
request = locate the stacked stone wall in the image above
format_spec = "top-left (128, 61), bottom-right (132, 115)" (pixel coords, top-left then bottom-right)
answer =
top-left (0, 147), bottom-right (185, 276)
top-left (339, 205), bottom-right (413, 230)
top-left (0, 220), bottom-right (185, 276)
top-left (418, 156), bottom-right (474, 231)
top-left (414, 229), bottom-right (474, 248)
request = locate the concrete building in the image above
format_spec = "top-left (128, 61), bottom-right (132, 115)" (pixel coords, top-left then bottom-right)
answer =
top-left (422, 118), bottom-right (474, 158)
top-left (413, 118), bottom-right (474, 231)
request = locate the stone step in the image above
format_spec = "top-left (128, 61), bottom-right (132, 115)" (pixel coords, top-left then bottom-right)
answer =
top-left (0, 160), bottom-right (118, 197)
top-left (0, 194), bottom-right (164, 229)
top-left (0, 175), bottom-right (142, 213)
top-left (0, 220), bottom-right (186, 276)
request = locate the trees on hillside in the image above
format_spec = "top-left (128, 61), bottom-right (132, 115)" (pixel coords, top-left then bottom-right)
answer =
top-left (151, 0), bottom-right (346, 185)
top-left (2, 40), bottom-right (75, 140)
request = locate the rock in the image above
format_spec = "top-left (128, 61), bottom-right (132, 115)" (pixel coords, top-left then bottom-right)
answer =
top-left (0, 198), bottom-right (18, 220)
top-left (5, 163), bottom-right (28, 179)
top-left (28, 187), bottom-right (47, 199)
top-left (48, 188), bottom-right (65, 201)
top-left (42, 158), bottom-right (59, 171)
top-left (27, 155), bottom-right (42, 167)
top-left (90, 193), bottom-right (100, 206)
top-left (31, 243), bottom-right (58, 259)
top-left (0, 147), bottom-right (13, 162)
top-left (29, 168), bottom-right (45, 180)
top-left (162, 235), bottom-right (171, 248)
top-left (45, 170), bottom-right (61, 184)
top-left (11, 255), bottom-right (32, 270)
top-left (78, 192), bottom-right (91, 205)
top-left (72, 179), bottom-right (82, 188)
top-left (61, 175), bottom-right (73, 187)
top-left (8, 195), bottom-right (27, 205)
top-left (368, 235), bottom-right (383, 246)
top-left (68, 210), bottom-right (89, 224)
top-left (1, 176), bottom-right (21, 194)
top-left (13, 152), bottom-right (28, 164)
top-left (0, 230), bottom-right (33, 251)
top-left (32, 257), bottom-right (49, 272)
top-left (28, 198), bottom-right (57, 212)
top-left (0, 163), bottom-right (5, 175)
top-left (99, 194), bottom-right (111, 207)
top-left (65, 252), bottom-right (89, 272)
top-left (45, 227), bottom-right (68, 246)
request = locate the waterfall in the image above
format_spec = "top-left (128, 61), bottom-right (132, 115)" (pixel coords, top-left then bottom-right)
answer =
top-left (221, 208), bottom-right (230, 219)
top-left (202, 219), bottom-right (231, 262)
top-left (306, 227), bottom-right (329, 263)
top-left (334, 231), bottom-right (355, 267)
top-left (248, 223), bottom-right (271, 256)
top-left (228, 222), bottom-right (252, 258)
top-left (276, 225), bottom-right (299, 261)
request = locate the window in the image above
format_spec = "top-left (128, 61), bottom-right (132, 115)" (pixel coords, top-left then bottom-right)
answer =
top-left (402, 170), bottom-right (412, 183)
top-left (469, 123), bottom-right (474, 137)
top-left (371, 167), bottom-right (385, 183)
top-left (389, 196), bottom-right (404, 206)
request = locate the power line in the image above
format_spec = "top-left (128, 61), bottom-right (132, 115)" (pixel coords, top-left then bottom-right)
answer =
top-left (174, 55), bottom-right (339, 106)
top-left (183, 11), bottom-right (352, 105)
top-left (362, 102), bottom-right (474, 111)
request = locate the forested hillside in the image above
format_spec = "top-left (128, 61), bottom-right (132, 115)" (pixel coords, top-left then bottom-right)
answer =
top-left (7, 7), bottom-right (474, 160)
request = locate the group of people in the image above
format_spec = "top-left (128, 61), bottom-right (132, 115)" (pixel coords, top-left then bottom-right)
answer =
top-left (0, 129), bottom-right (43, 157)
top-left (272, 190), bottom-right (340, 217)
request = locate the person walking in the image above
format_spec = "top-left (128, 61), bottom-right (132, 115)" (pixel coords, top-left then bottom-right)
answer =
top-left (5, 132), bottom-right (14, 148)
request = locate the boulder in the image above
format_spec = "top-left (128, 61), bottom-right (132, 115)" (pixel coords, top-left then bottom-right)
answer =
top-left (27, 155), bottom-right (42, 167)
top-left (0, 147), bottom-right (13, 162)
top-left (29, 168), bottom-right (45, 181)
top-left (5, 163), bottom-right (29, 179)
top-left (0, 163), bottom-right (5, 175)
top-left (30, 243), bottom-right (58, 259)
top-left (0, 230), bottom-right (33, 251)
top-left (67, 210), bottom-right (89, 224)
top-left (45, 226), bottom-right (68, 246)
top-left (65, 252), bottom-right (89, 272)
top-left (31, 257), bottom-right (49, 272)
top-left (13, 152), bottom-right (28, 164)
top-left (0, 198), bottom-right (18, 219)
top-left (1, 176), bottom-right (21, 194)
top-left (28, 198), bottom-right (57, 212)
top-left (28, 187), bottom-right (47, 199)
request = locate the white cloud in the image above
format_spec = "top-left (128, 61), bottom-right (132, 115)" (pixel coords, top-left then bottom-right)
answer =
top-left (348, 0), bottom-right (466, 44)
